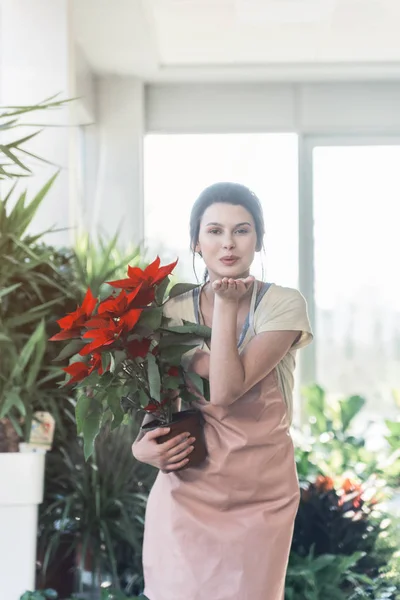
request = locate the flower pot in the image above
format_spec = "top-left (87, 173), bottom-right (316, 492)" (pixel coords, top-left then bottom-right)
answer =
top-left (0, 452), bottom-right (45, 600)
top-left (141, 409), bottom-right (207, 470)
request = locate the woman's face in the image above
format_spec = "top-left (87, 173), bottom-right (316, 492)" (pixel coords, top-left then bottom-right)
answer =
top-left (195, 202), bottom-right (259, 281)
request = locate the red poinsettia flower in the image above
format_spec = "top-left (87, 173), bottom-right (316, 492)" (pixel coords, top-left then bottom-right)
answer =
top-left (167, 366), bottom-right (180, 377)
top-left (50, 288), bottom-right (96, 341)
top-left (79, 320), bottom-right (124, 356)
top-left (63, 352), bottom-right (109, 385)
top-left (97, 287), bottom-right (143, 319)
top-left (143, 395), bottom-right (170, 413)
top-left (86, 308), bottom-right (142, 337)
top-left (63, 361), bottom-right (90, 385)
top-left (88, 352), bottom-right (108, 375)
top-left (143, 402), bottom-right (159, 413)
top-left (119, 307), bottom-right (142, 332)
top-left (126, 338), bottom-right (151, 359)
top-left (107, 256), bottom-right (178, 290)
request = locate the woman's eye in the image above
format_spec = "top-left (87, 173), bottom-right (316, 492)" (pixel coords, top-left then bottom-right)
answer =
top-left (236, 229), bottom-right (249, 234)
top-left (209, 229), bottom-right (221, 234)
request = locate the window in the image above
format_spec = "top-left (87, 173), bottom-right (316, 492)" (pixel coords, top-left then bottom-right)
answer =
top-left (312, 144), bottom-right (400, 431)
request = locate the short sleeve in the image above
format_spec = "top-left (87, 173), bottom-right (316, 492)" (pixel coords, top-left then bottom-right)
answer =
top-left (254, 285), bottom-right (313, 350)
top-left (162, 290), bottom-right (195, 327)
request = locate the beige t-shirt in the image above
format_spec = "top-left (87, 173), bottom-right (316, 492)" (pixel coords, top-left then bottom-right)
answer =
top-left (163, 283), bottom-right (313, 424)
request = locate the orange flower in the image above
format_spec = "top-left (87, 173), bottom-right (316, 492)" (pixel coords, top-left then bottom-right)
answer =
top-left (315, 475), bottom-right (335, 492)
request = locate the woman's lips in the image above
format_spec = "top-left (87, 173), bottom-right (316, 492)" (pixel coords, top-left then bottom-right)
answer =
top-left (220, 257), bottom-right (239, 265)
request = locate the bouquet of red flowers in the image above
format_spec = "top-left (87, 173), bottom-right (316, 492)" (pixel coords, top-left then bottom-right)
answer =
top-left (50, 257), bottom-right (210, 462)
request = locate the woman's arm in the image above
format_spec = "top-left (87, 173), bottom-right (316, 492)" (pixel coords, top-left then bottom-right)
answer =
top-left (209, 295), bottom-right (298, 406)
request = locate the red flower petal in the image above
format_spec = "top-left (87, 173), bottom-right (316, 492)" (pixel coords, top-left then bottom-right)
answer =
top-left (49, 328), bottom-right (82, 341)
top-left (152, 258), bottom-right (178, 285)
top-left (126, 338), bottom-right (151, 359)
top-left (143, 256), bottom-right (161, 283)
top-left (120, 308), bottom-right (142, 332)
top-left (62, 361), bottom-right (89, 385)
top-left (84, 316), bottom-right (112, 329)
top-left (167, 366), bottom-right (179, 377)
top-left (81, 288), bottom-right (97, 317)
top-left (132, 285), bottom-right (155, 307)
top-left (143, 402), bottom-right (160, 413)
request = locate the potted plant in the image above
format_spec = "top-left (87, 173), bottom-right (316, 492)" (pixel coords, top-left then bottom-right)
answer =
top-left (0, 176), bottom-right (73, 600)
top-left (50, 256), bottom-right (211, 466)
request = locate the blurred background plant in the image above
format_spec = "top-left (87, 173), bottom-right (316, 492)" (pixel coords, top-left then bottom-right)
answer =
top-left (37, 423), bottom-right (156, 597)
top-left (285, 384), bottom-right (400, 600)
top-left (0, 94), bottom-right (70, 179)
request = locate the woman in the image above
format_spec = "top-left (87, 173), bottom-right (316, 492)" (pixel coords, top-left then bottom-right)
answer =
top-left (132, 182), bottom-right (313, 600)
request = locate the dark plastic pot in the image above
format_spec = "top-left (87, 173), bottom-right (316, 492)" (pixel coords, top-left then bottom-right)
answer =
top-left (141, 409), bottom-right (207, 470)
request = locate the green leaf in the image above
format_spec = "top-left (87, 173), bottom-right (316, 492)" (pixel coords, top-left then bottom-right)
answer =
top-left (10, 320), bottom-right (46, 382)
top-left (101, 353), bottom-right (111, 373)
top-left (0, 282), bottom-right (22, 299)
top-left (147, 353), bottom-right (161, 402)
top-left (168, 282), bottom-right (200, 299)
top-left (180, 388), bottom-right (200, 406)
top-left (138, 307), bottom-right (163, 330)
top-left (339, 395), bottom-right (366, 432)
top-left (163, 375), bottom-right (181, 390)
top-left (185, 371), bottom-right (204, 396)
top-left (82, 402), bottom-right (103, 461)
top-left (53, 339), bottom-right (85, 362)
top-left (162, 322), bottom-right (212, 338)
top-left (158, 332), bottom-right (200, 348)
top-left (0, 387), bottom-right (26, 418)
top-left (26, 321), bottom-right (47, 388)
top-left (159, 343), bottom-right (198, 366)
top-left (302, 384), bottom-right (328, 434)
top-left (155, 276), bottom-right (170, 306)
top-left (75, 393), bottom-right (91, 435)
top-left (138, 388), bottom-right (150, 408)
top-left (0, 332), bottom-right (11, 342)
top-left (0, 144), bottom-right (31, 172)
top-left (107, 394), bottom-right (124, 429)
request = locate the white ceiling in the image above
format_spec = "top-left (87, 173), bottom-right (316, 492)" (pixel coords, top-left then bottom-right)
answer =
top-left (72, 0), bottom-right (400, 81)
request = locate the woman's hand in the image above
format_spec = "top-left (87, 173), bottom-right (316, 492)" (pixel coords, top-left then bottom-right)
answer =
top-left (132, 427), bottom-right (196, 473)
top-left (212, 276), bottom-right (255, 302)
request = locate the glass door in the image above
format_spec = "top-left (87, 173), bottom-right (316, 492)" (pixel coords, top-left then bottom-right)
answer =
top-left (301, 137), bottom-right (400, 434)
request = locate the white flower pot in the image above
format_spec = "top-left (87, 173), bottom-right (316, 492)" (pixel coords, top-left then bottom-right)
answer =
top-left (0, 452), bottom-right (46, 600)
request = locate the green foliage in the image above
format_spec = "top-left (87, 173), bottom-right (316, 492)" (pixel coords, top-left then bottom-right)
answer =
top-left (285, 547), bottom-right (369, 600)
top-left (383, 417), bottom-right (400, 486)
top-left (295, 385), bottom-right (379, 481)
top-left (0, 94), bottom-right (72, 179)
top-left (72, 232), bottom-right (143, 299)
top-left (38, 423), bottom-right (156, 595)
top-left (0, 177), bottom-right (78, 446)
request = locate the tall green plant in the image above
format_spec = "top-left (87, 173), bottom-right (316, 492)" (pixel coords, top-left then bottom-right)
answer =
top-left (0, 176), bottom-right (77, 445)
top-left (0, 94), bottom-right (71, 179)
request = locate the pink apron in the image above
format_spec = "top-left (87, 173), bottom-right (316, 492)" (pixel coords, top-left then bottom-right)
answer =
top-left (142, 282), bottom-right (300, 600)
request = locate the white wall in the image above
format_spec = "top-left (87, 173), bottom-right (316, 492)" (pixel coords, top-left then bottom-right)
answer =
top-left (81, 76), bottom-right (145, 249)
